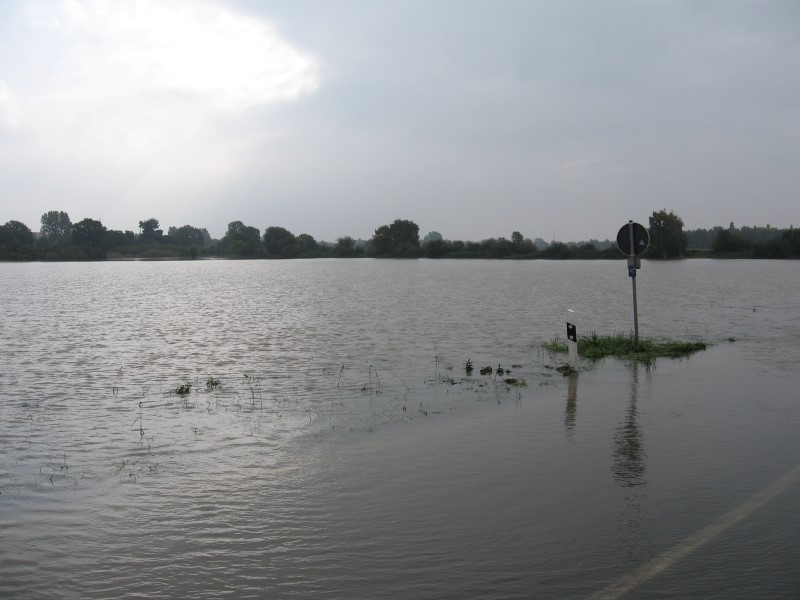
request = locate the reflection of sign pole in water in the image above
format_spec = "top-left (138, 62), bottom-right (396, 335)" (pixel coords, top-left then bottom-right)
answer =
top-left (566, 308), bottom-right (579, 370)
top-left (616, 221), bottom-right (650, 343)
top-left (613, 364), bottom-right (645, 487)
top-left (565, 371), bottom-right (578, 433)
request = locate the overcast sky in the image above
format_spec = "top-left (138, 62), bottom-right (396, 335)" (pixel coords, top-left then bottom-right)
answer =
top-left (1, 0), bottom-right (798, 242)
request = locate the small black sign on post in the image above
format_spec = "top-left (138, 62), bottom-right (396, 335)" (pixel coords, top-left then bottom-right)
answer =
top-left (617, 220), bottom-right (650, 342)
top-left (567, 322), bottom-right (577, 342)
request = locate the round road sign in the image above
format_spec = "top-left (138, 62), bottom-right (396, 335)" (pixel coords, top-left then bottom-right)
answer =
top-left (617, 222), bottom-right (650, 256)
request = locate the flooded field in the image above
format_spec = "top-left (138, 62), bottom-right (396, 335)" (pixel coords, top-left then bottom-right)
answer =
top-left (1, 258), bottom-right (799, 598)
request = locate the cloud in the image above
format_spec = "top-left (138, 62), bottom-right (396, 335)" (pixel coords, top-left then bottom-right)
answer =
top-left (0, 79), bottom-right (20, 132)
top-left (26, 0), bottom-right (320, 110)
top-left (1, 0), bottom-right (320, 230)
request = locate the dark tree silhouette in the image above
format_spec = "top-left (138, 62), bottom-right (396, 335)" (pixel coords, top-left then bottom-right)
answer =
top-left (221, 221), bottom-right (262, 257)
top-left (648, 210), bottom-right (687, 258)
top-left (40, 211), bottom-right (73, 242)
top-left (371, 219), bottom-right (420, 256)
top-left (334, 236), bottom-right (356, 257)
top-left (263, 226), bottom-right (298, 258)
top-left (712, 230), bottom-right (750, 254)
top-left (138, 218), bottom-right (163, 242)
top-left (72, 218), bottom-right (108, 258)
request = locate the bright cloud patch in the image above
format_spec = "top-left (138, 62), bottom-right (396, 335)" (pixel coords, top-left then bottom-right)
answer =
top-left (46, 0), bottom-right (320, 110)
top-left (0, 80), bottom-right (20, 131)
top-left (0, 0), bottom-right (322, 227)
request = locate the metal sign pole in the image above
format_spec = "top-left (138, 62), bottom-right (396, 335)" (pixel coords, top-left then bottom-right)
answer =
top-left (631, 262), bottom-right (639, 343)
top-left (628, 222), bottom-right (639, 343)
top-left (617, 220), bottom-right (648, 347)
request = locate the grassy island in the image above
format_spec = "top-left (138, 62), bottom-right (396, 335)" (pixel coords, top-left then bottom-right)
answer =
top-left (543, 333), bottom-right (709, 369)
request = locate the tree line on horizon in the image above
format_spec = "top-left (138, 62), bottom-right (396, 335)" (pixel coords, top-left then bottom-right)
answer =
top-left (1, 209), bottom-right (798, 261)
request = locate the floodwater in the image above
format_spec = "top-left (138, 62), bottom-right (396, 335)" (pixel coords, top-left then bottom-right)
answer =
top-left (1, 258), bottom-right (799, 599)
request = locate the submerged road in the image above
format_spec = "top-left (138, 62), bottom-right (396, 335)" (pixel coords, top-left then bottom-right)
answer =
top-left (588, 463), bottom-right (800, 599)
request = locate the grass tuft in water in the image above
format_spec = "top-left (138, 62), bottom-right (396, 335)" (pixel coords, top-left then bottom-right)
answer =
top-left (543, 332), bottom-right (708, 364)
top-left (555, 364), bottom-right (578, 376)
top-left (541, 339), bottom-right (568, 354)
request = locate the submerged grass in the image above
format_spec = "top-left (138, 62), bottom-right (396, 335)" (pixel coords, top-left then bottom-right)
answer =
top-left (543, 332), bottom-right (708, 364)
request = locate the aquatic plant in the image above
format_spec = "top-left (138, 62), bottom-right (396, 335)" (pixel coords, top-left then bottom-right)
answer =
top-left (465, 358), bottom-right (473, 375)
top-left (242, 373), bottom-right (262, 407)
top-left (479, 366), bottom-right (492, 376)
top-left (175, 383), bottom-right (192, 396)
top-left (206, 377), bottom-right (220, 391)
top-left (370, 365), bottom-right (381, 387)
top-left (543, 332), bottom-right (708, 364)
top-left (555, 364), bottom-right (578, 376)
top-left (541, 338), bottom-right (568, 354)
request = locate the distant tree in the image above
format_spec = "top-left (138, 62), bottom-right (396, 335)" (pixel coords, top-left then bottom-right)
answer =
top-left (0, 220), bottom-right (36, 259)
top-left (575, 243), bottom-right (598, 258)
top-left (220, 221), bottom-right (262, 257)
top-left (764, 227), bottom-right (800, 258)
top-left (541, 241), bottom-right (574, 259)
top-left (1, 220), bottom-right (35, 246)
top-left (648, 209), bottom-right (687, 258)
top-left (263, 226), bottom-right (298, 258)
top-left (371, 219), bottom-right (420, 256)
top-left (532, 238), bottom-right (549, 251)
top-left (687, 223), bottom-right (787, 250)
top-left (105, 229), bottom-right (136, 251)
top-left (481, 237), bottom-right (514, 258)
top-left (449, 240), bottom-right (467, 254)
top-left (740, 225), bottom-right (784, 244)
top-left (752, 238), bottom-right (786, 259)
top-left (712, 229), bottom-right (750, 254)
top-left (685, 227), bottom-right (718, 250)
top-left (72, 218), bottom-right (108, 258)
top-left (371, 224), bottom-right (393, 255)
top-left (390, 219), bottom-right (420, 248)
top-left (520, 238), bottom-right (537, 256)
top-left (334, 236), bottom-right (356, 257)
top-left (296, 233), bottom-right (319, 256)
top-left (168, 225), bottom-right (207, 247)
top-left (511, 231), bottom-right (524, 246)
top-left (40, 211), bottom-right (72, 243)
top-left (781, 227), bottom-right (800, 258)
top-left (422, 231), bottom-right (443, 244)
top-left (138, 218), bottom-right (163, 242)
top-left (425, 239), bottom-right (447, 258)
top-left (465, 241), bottom-right (482, 254)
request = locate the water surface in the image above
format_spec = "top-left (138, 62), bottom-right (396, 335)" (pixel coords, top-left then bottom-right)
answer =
top-left (1, 259), bottom-right (799, 598)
